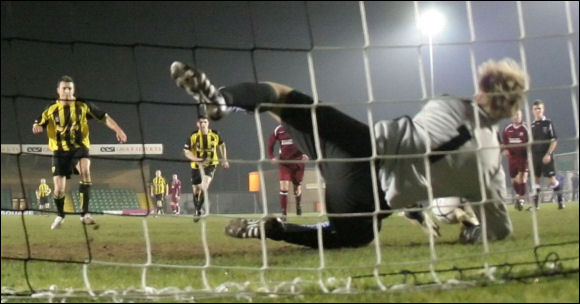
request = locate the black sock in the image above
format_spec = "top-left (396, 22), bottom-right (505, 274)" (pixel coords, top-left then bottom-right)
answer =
top-left (194, 192), bottom-right (203, 211)
top-left (220, 83), bottom-right (278, 112)
top-left (198, 192), bottom-right (205, 211)
top-left (79, 181), bottom-right (91, 216)
top-left (54, 195), bottom-right (65, 218)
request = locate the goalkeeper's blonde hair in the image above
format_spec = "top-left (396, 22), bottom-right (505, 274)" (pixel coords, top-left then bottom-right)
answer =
top-left (477, 58), bottom-right (528, 119)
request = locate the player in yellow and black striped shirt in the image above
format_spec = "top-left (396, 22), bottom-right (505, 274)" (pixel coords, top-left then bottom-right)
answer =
top-left (150, 170), bottom-right (168, 215)
top-left (36, 178), bottom-right (52, 211)
top-left (184, 116), bottom-right (229, 221)
top-left (33, 75), bottom-right (127, 230)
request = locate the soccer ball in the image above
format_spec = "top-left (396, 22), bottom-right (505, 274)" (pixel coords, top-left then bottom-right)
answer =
top-left (431, 197), bottom-right (462, 224)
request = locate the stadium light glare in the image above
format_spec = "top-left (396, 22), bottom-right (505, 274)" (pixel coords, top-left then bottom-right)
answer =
top-left (418, 9), bottom-right (446, 97)
top-left (418, 10), bottom-right (446, 35)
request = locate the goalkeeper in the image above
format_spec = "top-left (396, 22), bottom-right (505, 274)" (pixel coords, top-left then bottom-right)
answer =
top-left (171, 58), bottom-right (528, 248)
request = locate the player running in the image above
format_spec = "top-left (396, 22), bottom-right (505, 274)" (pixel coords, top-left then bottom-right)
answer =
top-left (268, 124), bottom-right (308, 220)
top-left (501, 110), bottom-right (529, 210)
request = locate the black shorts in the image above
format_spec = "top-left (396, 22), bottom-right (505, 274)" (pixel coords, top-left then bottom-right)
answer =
top-left (52, 148), bottom-right (89, 179)
top-left (532, 153), bottom-right (556, 178)
top-left (39, 197), bottom-right (49, 205)
top-left (191, 165), bottom-right (217, 185)
top-left (281, 91), bottom-right (387, 220)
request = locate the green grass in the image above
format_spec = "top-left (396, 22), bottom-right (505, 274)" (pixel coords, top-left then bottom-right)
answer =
top-left (1, 202), bottom-right (578, 302)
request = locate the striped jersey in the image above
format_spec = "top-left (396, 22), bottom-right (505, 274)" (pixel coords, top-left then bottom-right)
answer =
top-left (152, 176), bottom-right (167, 195)
top-left (267, 125), bottom-right (304, 160)
top-left (530, 117), bottom-right (557, 155)
top-left (34, 100), bottom-right (107, 151)
top-left (502, 123), bottom-right (529, 158)
top-left (184, 129), bottom-right (224, 169)
top-left (374, 97), bottom-right (511, 239)
top-left (37, 184), bottom-right (51, 197)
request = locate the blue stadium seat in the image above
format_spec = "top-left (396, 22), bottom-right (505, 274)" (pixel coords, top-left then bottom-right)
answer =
top-left (71, 188), bottom-right (139, 212)
top-left (1, 189), bottom-right (12, 210)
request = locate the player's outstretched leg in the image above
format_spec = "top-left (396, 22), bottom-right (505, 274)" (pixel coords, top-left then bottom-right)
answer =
top-left (170, 61), bottom-right (227, 120)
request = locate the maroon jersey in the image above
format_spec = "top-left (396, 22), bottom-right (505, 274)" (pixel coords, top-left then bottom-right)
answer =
top-left (267, 125), bottom-right (304, 160)
top-left (169, 179), bottom-right (182, 200)
top-left (502, 123), bottom-right (529, 158)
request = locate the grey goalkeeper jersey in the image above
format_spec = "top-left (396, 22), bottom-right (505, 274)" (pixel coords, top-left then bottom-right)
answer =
top-left (375, 97), bottom-right (512, 240)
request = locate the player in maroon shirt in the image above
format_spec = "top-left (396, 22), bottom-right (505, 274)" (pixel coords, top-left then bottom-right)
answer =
top-left (169, 174), bottom-right (183, 214)
top-left (268, 125), bottom-right (308, 220)
top-left (501, 110), bottom-right (529, 210)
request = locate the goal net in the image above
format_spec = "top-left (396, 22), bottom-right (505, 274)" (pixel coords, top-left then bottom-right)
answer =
top-left (1, 1), bottom-right (578, 302)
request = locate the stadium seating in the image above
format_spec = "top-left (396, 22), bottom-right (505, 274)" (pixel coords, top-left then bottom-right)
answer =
top-left (71, 189), bottom-right (139, 212)
top-left (1, 189), bottom-right (11, 210)
top-left (26, 191), bottom-right (54, 210)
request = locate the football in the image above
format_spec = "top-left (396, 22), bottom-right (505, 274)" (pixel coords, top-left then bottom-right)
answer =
top-left (431, 197), bottom-right (461, 224)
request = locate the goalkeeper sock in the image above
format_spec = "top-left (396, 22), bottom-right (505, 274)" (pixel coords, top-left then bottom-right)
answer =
top-left (54, 194), bottom-right (65, 218)
top-left (220, 83), bottom-right (278, 112)
top-left (79, 181), bottom-right (91, 216)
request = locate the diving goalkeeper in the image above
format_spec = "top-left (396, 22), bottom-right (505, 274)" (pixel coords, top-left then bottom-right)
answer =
top-left (170, 58), bottom-right (528, 248)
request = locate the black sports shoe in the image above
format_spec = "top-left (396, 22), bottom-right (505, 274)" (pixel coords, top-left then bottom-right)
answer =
top-left (459, 225), bottom-right (482, 244)
top-left (193, 209), bottom-right (203, 223)
top-left (225, 217), bottom-right (285, 239)
top-left (225, 218), bottom-right (260, 238)
top-left (170, 61), bottom-right (228, 120)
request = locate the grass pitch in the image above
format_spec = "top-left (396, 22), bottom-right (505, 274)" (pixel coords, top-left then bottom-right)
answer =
top-left (1, 202), bottom-right (578, 302)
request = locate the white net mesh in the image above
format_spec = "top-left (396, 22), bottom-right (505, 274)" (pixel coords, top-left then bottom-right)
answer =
top-left (1, 1), bottom-right (579, 302)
